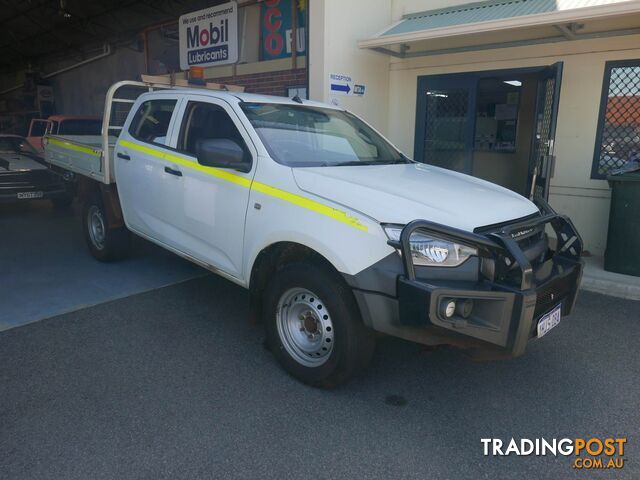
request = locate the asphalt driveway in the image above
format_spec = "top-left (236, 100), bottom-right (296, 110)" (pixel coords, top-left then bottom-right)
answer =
top-left (1, 276), bottom-right (638, 479)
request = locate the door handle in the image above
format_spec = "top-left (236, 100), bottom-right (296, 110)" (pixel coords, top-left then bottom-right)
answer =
top-left (117, 152), bottom-right (131, 161)
top-left (164, 166), bottom-right (182, 177)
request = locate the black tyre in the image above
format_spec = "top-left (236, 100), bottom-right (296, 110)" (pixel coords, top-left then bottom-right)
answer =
top-left (82, 193), bottom-right (131, 262)
top-left (263, 262), bottom-right (375, 388)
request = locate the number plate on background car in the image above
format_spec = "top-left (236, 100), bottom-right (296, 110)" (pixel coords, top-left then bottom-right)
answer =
top-left (17, 191), bottom-right (43, 199)
top-left (537, 304), bottom-right (562, 338)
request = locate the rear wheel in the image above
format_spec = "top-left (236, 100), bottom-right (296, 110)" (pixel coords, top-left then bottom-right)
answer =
top-left (82, 193), bottom-right (131, 262)
top-left (264, 262), bottom-right (375, 388)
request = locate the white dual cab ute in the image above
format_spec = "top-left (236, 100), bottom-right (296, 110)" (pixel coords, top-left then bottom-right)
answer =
top-left (45, 77), bottom-right (584, 387)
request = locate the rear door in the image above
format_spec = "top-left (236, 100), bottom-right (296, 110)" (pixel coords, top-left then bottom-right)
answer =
top-left (163, 96), bottom-right (256, 277)
top-left (115, 94), bottom-right (182, 243)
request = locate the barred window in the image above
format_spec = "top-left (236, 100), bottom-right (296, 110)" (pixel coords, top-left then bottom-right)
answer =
top-left (592, 60), bottom-right (640, 179)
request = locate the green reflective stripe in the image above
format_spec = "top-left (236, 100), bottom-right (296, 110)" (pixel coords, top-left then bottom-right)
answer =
top-left (118, 139), bottom-right (368, 232)
top-left (48, 137), bottom-right (101, 157)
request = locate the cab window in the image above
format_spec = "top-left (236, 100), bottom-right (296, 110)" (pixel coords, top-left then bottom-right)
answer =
top-left (178, 101), bottom-right (250, 160)
top-left (58, 119), bottom-right (102, 135)
top-left (128, 99), bottom-right (177, 146)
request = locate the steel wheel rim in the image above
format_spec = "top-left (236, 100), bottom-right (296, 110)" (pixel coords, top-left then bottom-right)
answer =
top-left (88, 205), bottom-right (106, 250)
top-left (276, 288), bottom-right (334, 367)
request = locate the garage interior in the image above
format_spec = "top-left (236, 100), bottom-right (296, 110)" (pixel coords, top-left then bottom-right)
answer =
top-left (0, 0), bottom-right (307, 330)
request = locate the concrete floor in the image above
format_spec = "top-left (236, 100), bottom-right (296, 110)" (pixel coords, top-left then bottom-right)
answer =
top-left (0, 201), bottom-right (205, 331)
top-left (1, 276), bottom-right (638, 480)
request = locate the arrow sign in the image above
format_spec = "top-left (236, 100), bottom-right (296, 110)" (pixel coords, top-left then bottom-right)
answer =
top-left (331, 83), bottom-right (351, 94)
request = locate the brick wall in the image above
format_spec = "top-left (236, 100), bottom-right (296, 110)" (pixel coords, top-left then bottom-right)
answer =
top-left (206, 68), bottom-right (307, 97)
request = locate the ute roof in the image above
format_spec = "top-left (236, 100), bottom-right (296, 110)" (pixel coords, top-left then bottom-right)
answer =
top-left (144, 88), bottom-right (342, 110)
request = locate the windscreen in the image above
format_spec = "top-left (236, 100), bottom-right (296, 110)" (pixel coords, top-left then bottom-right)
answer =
top-left (240, 103), bottom-right (407, 167)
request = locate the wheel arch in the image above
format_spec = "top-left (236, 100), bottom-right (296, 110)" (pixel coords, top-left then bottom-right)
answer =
top-left (77, 177), bottom-right (125, 229)
top-left (248, 241), bottom-right (347, 321)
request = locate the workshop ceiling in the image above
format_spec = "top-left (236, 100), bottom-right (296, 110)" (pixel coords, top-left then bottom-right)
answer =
top-left (0, 0), bottom-right (227, 73)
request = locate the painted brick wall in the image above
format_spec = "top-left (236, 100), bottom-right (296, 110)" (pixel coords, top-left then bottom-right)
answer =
top-left (206, 68), bottom-right (307, 97)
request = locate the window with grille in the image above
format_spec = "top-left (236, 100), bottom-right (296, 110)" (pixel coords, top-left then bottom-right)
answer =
top-left (592, 60), bottom-right (640, 179)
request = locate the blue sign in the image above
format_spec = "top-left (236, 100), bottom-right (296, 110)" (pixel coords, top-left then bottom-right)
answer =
top-left (331, 83), bottom-right (351, 94)
top-left (328, 73), bottom-right (365, 97)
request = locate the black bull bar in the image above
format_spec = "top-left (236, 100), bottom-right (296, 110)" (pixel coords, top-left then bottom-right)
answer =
top-left (388, 198), bottom-right (584, 357)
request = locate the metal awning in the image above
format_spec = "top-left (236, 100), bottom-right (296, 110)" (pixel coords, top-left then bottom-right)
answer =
top-left (359, 0), bottom-right (640, 57)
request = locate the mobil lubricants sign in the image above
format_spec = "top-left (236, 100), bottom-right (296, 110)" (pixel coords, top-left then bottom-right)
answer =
top-left (179, 2), bottom-right (238, 70)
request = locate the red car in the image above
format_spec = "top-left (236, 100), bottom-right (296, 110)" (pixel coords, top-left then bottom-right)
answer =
top-left (26, 115), bottom-right (102, 152)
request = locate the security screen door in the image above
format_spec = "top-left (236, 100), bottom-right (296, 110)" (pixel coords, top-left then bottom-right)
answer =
top-left (415, 64), bottom-right (563, 200)
top-left (529, 63), bottom-right (563, 200)
top-left (414, 76), bottom-right (477, 173)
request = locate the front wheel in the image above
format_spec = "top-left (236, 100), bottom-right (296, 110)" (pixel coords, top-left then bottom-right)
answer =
top-left (264, 262), bottom-right (375, 388)
top-left (82, 193), bottom-right (131, 262)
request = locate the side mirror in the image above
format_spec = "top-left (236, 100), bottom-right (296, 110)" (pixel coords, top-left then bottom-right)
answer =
top-left (196, 138), bottom-right (251, 173)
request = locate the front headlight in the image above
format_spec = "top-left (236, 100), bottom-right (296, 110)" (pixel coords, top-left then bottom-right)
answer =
top-left (383, 225), bottom-right (478, 267)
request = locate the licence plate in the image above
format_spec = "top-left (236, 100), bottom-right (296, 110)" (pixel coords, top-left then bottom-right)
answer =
top-left (17, 191), bottom-right (43, 199)
top-left (537, 304), bottom-right (562, 338)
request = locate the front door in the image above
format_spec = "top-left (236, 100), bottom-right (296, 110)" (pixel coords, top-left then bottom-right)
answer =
top-left (166, 98), bottom-right (256, 278)
top-left (415, 64), bottom-right (563, 199)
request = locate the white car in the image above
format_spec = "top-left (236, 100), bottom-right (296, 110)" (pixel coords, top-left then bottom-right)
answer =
top-left (0, 134), bottom-right (72, 206)
top-left (44, 79), bottom-right (584, 387)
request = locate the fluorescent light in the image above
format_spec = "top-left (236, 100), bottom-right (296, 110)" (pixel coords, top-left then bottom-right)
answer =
top-left (427, 91), bottom-right (448, 98)
top-left (504, 80), bottom-right (522, 87)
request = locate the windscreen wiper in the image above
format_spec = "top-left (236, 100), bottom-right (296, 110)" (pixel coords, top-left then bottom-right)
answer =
top-left (321, 158), bottom-right (412, 167)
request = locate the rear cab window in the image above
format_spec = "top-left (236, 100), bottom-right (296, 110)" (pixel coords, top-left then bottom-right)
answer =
top-left (58, 119), bottom-right (102, 135)
top-left (128, 99), bottom-right (177, 146)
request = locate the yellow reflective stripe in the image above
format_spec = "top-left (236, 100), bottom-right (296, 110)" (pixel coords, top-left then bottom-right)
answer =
top-left (118, 139), bottom-right (368, 232)
top-left (119, 139), bottom-right (252, 188)
top-left (251, 181), bottom-right (368, 232)
top-left (48, 137), bottom-right (101, 157)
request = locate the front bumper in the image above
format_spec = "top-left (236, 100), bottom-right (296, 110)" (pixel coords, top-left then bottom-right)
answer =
top-left (358, 199), bottom-right (583, 358)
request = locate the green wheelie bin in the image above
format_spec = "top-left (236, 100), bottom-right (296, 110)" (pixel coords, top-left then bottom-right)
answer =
top-left (605, 170), bottom-right (640, 276)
